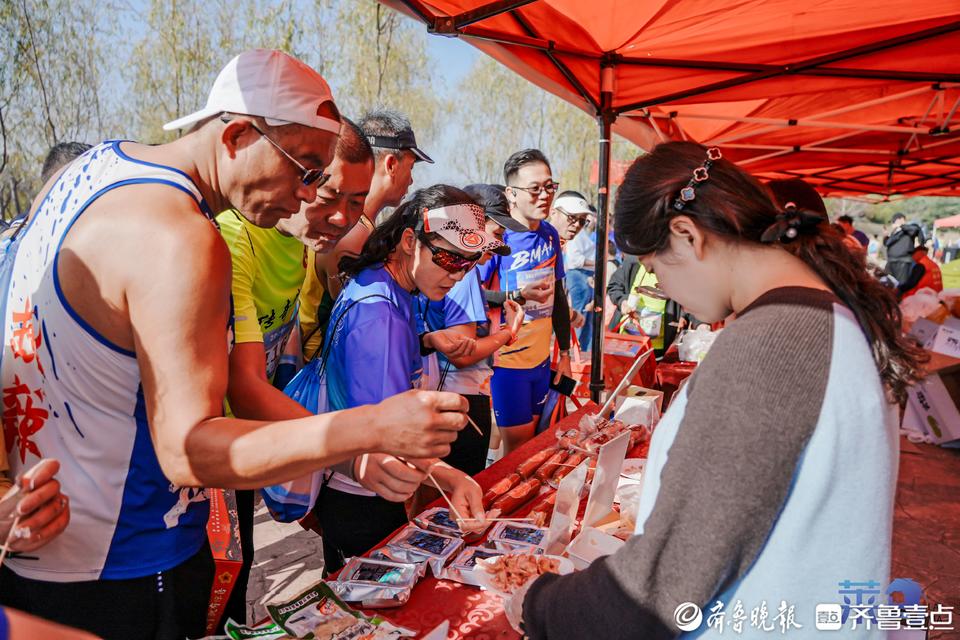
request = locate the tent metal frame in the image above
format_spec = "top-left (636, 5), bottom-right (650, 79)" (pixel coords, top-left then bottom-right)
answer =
top-left (389, 0), bottom-right (960, 401)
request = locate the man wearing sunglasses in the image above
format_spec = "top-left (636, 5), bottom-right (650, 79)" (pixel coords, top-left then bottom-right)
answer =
top-left (478, 149), bottom-right (573, 455)
top-left (214, 117), bottom-right (377, 628)
top-left (0, 50), bottom-right (469, 639)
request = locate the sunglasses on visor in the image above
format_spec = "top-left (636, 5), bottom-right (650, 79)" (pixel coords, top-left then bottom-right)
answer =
top-left (419, 235), bottom-right (482, 274)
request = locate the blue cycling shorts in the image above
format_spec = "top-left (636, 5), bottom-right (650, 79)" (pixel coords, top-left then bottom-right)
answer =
top-left (490, 358), bottom-right (551, 428)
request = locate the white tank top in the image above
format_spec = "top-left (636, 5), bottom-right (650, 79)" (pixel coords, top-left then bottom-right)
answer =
top-left (2, 141), bottom-right (214, 581)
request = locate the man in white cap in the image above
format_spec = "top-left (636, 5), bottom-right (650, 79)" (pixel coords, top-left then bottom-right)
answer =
top-left (549, 190), bottom-right (596, 351)
top-left (0, 49), bottom-right (468, 639)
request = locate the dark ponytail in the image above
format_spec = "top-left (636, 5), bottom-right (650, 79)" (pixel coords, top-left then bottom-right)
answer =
top-left (339, 184), bottom-right (476, 277)
top-left (614, 141), bottom-right (926, 404)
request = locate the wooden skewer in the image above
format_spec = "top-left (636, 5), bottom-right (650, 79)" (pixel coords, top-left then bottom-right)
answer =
top-left (566, 444), bottom-right (594, 455)
top-left (466, 415), bottom-right (483, 437)
top-left (459, 516), bottom-right (536, 523)
top-left (425, 470), bottom-right (467, 524)
top-left (0, 515), bottom-right (21, 568)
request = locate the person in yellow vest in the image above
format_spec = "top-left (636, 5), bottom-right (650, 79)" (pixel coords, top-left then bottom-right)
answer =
top-left (898, 245), bottom-right (943, 300)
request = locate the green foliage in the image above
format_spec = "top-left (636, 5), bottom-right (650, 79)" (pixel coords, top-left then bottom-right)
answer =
top-left (826, 196), bottom-right (959, 231)
top-left (0, 0), bottom-right (442, 220)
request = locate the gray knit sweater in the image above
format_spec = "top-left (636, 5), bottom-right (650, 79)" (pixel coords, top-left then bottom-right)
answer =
top-left (523, 287), bottom-right (898, 638)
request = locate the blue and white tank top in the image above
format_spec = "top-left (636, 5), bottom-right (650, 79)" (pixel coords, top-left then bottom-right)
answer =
top-left (1, 141), bottom-right (213, 581)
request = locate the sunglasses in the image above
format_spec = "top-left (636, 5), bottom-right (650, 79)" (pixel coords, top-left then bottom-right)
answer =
top-left (510, 181), bottom-right (560, 197)
top-left (419, 235), bottom-right (481, 274)
top-left (221, 114), bottom-right (331, 188)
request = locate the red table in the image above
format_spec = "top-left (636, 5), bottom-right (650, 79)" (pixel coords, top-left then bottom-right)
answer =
top-left (654, 345), bottom-right (697, 406)
top-left (357, 405), bottom-right (598, 639)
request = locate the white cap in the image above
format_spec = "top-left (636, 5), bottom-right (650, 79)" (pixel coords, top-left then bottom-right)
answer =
top-left (552, 194), bottom-right (593, 217)
top-left (163, 49), bottom-right (340, 134)
top-left (423, 203), bottom-right (509, 256)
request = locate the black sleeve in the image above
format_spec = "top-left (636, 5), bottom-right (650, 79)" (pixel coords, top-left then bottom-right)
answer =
top-left (607, 258), bottom-right (634, 307)
top-left (552, 279), bottom-right (571, 351)
top-left (484, 288), bottom-right (507, 307)
top-left (897, 263), bottom-right (925, 295)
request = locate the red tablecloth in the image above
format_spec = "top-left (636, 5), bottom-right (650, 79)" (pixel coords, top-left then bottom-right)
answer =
top-left (357, 405), bottom-right (598, 639)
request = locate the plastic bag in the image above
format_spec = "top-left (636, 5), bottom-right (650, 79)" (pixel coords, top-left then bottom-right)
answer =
top-left (260, 357), bottom-right (329, 522)
top-left (676, 325), bottom-right (720, 363)
top-left (900, 287), bottom-right (942, 324)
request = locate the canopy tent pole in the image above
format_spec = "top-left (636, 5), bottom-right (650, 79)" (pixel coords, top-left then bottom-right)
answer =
top-left (589, 63), bottom-right (616, 404)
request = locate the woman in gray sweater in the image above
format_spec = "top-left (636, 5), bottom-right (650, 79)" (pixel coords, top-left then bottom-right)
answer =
top-left (517, 142), bottom-right (925, 638)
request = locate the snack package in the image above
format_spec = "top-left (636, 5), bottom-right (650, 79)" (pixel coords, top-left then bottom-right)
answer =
top-left (488, 522), bottom-right (550, 553)
top-left (383, 525), bottom-right (463, 577)
top-left (267, 582), bottom-right (413, 639)
top-left (414, 506), bottom-right (494, 540)
top-left (224, 618), bottom-right (294, 639)
top-left (330, 557), bottom-right (423, 608)
top-left (442, 546), bottom-right (504, 587)
top-left (413, 507), bottom-right (461, 536)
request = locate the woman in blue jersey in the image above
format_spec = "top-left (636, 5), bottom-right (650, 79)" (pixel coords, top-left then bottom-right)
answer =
top-left (415, 184), bottom-right (526, 475)
top-left (314, 185), bottom-right (508, 573)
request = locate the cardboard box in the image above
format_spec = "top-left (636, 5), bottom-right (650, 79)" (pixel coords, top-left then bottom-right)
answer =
top-left (205, 488), bottom-right (243, 635)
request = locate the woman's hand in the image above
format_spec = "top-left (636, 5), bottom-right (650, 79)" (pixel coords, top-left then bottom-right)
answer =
top-left (4, 459), bottom-right (70, 552)
top-left (424, 329), bottom-right (477, 359)
top-left (503, 299), bottom-right (524, 340)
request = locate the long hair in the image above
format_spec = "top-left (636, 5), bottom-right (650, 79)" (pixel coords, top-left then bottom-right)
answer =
top-left (614, 141), bottom-right (926, 404)
top-left (339, 184), bottom-right (476, 277)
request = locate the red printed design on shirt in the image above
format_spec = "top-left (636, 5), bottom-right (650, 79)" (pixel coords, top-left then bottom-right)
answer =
top-left (3, 375), bottom-right (48, 463)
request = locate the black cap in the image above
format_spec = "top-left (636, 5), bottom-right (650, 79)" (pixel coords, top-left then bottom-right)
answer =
top-left (464, 183), bottom-right (527, 234)
top-left (366, 130), bottom-right (434, 163)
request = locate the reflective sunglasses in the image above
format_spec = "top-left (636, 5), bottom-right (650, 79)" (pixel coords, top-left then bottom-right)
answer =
top-left (419, 235), bottom-right (481, 274)
top-left (220, 114), bottom-right (331, 188)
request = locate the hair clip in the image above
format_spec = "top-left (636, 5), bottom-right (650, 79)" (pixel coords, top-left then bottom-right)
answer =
top-left (673, 147), bottom-right (722, 211)
top-left (760, 205), bottom-right (825, 244)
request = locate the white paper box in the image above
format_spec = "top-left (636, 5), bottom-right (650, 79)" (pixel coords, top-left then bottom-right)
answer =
top-left (930, 324), bottom-right (960, 359)
top-left (565, 527), bottom-right (625, 570)
top-left (614, 386), bottom-right (663, 427)
top-left (904, 373), bottom-right (960, 445)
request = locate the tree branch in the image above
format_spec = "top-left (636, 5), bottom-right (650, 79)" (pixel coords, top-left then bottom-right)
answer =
top-left (19, 0), bottom-right (58, 144)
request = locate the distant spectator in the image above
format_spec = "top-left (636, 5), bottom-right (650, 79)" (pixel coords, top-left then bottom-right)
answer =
top-left (884, 213), bottom-right (925, 284)
top-left (40, 142), bottom-right (92, 184)
top-left (837, 214), bottom-right (869, 248)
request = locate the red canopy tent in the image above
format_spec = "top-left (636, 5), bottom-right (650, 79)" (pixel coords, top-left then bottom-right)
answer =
top-left (379, 0), bottom-right (960, 399)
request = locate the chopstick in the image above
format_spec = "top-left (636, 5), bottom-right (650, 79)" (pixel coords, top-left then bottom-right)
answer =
top-left (459, 516), bottom-right (535, 523)
top-left (0, 515), bottom-right (21, 568)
